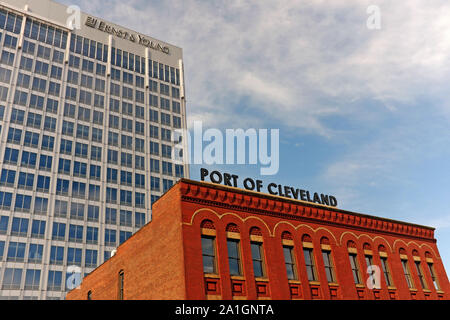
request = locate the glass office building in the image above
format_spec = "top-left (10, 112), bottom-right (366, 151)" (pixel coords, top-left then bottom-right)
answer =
top-left (0, 0), bottom-right (188, 299)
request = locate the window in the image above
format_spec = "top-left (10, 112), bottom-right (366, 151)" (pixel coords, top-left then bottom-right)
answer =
top-left (427, 262), bottom-right (440, 290)
top-left (251, 242), bottom-right (266, 278)
top-left (163, 179), bottom-right (173, 192)
top-left (72, 181), bottom-right (86, 198)
top-left (86, 227), bottom-right (98, 244)
top-left (76, 124), bottom-right (90, 140)
top-left (7, 127), bottom-right (22, 144)
top-left (75, 142), bottom-right (88, 158)
top-left (87, 205), bottom-right (100, 222)
top-left (85, 249), bottom-right (97, 267)
top-left (304, 247), bottom-right (317, 282)
top-left (54, 200), bottom-right (68, 218)
top-left (73, 161), bottom-right (87, 177)
top-left (118, 270), bottom-right (124, 300)
top-left (401, 259), bottom-right (414, 289)
top-left (135, 212), bottom-right (145, 228)
top-left (44, 116), bottom-right (56, 132)
top-left (47, 270), bottom-right (62, 291)
top-left (70, 202), bottom-right (85, 220)
top-left (201, 236), bottom-right (217, 274)
top-left (31, 220), bottom-right (46, 239)
top-left (15, 194), bottom-right (32, 212)
top-left (106, 187), bottom-right (117, 204)
top-left (4, 148), bottom-right (19, 164)
top-left (349, 253), bottom-right (362, 284)
top-left (135, 155), bottom-right (145, 170)
top-left (120, 190), bottom-right (132, 206)
top-left (105, 208), bottom-right (117, 225)
top-left (162, 161), bottom-right (173, 176)
top-left (52, 222), bottom-right (66, 241)
top-left (41, 135), bottom-right (54, 151)
top-left (135, 192), bottom-right (145, 208)
top-left (0, 169), bottom-right (16, 187)
top-left (227, 239), bottom-right (242, 276)
top-left (108, 131), bottom-right (119, 146)
top-left (24, 269), bottom-right (40, 290)
top-left (28, 244), bottom-right (43, 263)
top-left (105, 229), bottom-right (116, 246)
top-left (34, 197), bottom-right (48, 214)
top-left (36, 175), bottom-right (50, 193)
top-left (69, 224), bottom-right (84, 243)
top-left (2, 268), bottom-right (23, 289)
top-left (92, 127), bottom-right (103, 143)
top-left (283, 246), bottom-right (297, 280)
top-left (56, 178), bottom-right (70, 195)
top-left (10, 108), bottom-right (25, 124)
top-left (322, 250), bottom-right (336, 283)
top-left (0, 215), bottom-right (9, 233)
top-left (120, 210), bottom-right (132, 227)
top-left (39, 155), bottom-right (53, 171)
top-left (135, 173), bottom-right (145, 189)
top-left (175, 165), bottom-right (184, 178)
top-left (380, 256), bottom-right (393, 287)
top-left (67, 248), bottom-right (82, 266)
top-left (415, 261), bottom-right (427, 289)
top-left (90, 164), bottom-right (101, 180)
top-left (11, 217), bottom-right (29, 237)
top-left (151, 176), bottom-right (160, 191)
top-left (119, 231), bottom-right (132, 244)
top-left (7, 242), bottom-right (26, 262)
top-left (107, 150), bottom-right (118, 165)
top-left (89, 184), bottom-right (100, 201)
top-left (21, 151), bottom-right (37, 168)
top-left (150, 141), bottom-right (159, 155)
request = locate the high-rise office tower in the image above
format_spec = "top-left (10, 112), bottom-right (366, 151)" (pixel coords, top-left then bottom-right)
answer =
top-left (0, 0), bottom-right (188, 299)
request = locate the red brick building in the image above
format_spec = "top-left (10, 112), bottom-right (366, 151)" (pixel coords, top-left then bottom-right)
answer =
top-left (66, 179), bottom-right (449, 300)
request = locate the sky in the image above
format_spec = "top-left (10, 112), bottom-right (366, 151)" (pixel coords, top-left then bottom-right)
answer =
top-left (59, 0), bottom-right (450, 272)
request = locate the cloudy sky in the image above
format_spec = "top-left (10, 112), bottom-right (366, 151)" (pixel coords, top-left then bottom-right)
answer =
top-left (59, 0), bottom-right (450, 272)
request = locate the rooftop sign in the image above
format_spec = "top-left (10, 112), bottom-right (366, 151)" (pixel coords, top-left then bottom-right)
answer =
top-left (84, 16), bottom-right (170, 54)
top-left (200, 168), bottom-right (338, 207)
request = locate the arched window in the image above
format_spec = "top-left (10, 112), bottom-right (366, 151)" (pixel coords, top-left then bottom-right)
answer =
top-left (201, 220), bottom-right (217, 275)
top-left (226, 223), bottom-right (241, 276)
top-left (399, 248), bottom-right (414, 289)
top-left (347, 240), bottom-right (361, 285)
top-left (320, 237), bottom-right (336, 283)
top-left (87, 290), bottom-right (92, 300)
top-left (118, 270), bottom-right (124, 300)
top-left (302, 234), bottom-right (317, 282)
top-left (378, 245), bottom-right (393, 287)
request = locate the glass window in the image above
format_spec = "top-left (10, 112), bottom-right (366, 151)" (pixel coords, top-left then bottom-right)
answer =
top-left (381, 257), bottom-right (392, 286)
top-left (227, 239), bottom-right (242, 276)
top-left (304, 247), bottom-right (317, 282)
top-left (322, 250), bottom-right (336, 283)
top-left (415, 261), bottom-right (428, 289)
top-left (349, 253), bottom-right (362, 284)
top-left (251, 242), bottom-right (266, 278)
top-left (283, 246), bottom-right (297, 280)
top-left (201, 236), bottom-right (217, 274)
top-left (402, 259), bottom-right (414, 289)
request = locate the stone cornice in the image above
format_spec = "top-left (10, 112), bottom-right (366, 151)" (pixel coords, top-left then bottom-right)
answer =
top-left (177, 179), bottom-right (435, 242)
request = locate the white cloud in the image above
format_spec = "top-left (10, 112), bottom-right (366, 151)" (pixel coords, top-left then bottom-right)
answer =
top-left (63, 0), bottom-right (450, 136)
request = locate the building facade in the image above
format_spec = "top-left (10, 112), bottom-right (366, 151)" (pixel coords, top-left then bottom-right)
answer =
top-left (0, 0), bottom-right (188, 299)
top-left (66, 179), bottom-right (449, 300)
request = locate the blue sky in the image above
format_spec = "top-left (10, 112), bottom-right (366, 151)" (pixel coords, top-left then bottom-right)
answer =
top-left (59, 0), bottom-right (450, 272)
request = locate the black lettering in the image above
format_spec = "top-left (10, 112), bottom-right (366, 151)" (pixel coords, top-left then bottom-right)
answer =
top-left (284, 186), bottom-right (292, 198)
top-left (329, 196), bottom-right (338, 207)
top-left (210, 171), bottom-right (222, 184)
top-left (300, 190), bottom-right (307, 201)
top-left (313, 192), bottom-right (322, 204)
top-left (243, 178), bottom-right (255, 190)
top-left (223, 173), bottom-right (232, 186)
top-left (200, 168), bottom-right (209, 181)
top-left (306, 191), bottom-right (312, 202)
top-left (291, 187), bottom-right (300, 199)
top-left (320, 194), bottom-right (329, 206)
top-left (268, 183), bottom-right (278, 195)
top-left (278, 184), bottom-right (285, 197)
top-left (256, 180), bottom-right (263, 192)
top-left (231, 175), bottom-right (239, 187)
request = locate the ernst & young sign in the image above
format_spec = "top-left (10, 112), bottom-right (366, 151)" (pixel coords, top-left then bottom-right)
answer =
top-left (84, 16), bottom-right (170, 54)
